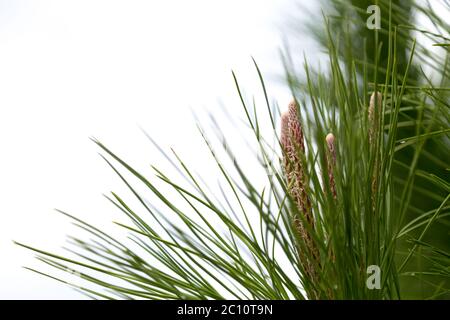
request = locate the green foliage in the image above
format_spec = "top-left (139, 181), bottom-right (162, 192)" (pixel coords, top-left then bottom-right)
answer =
top-left (301, 0), bottom-right (450, 299)
top-left (17, 0), bottom-right (449, 299)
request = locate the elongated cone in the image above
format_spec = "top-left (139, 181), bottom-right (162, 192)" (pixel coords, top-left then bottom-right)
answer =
top-left (368, 91), bottom-right (382, 146)
top-left (325, 133), bottom-right (337, 199)
top-left (369, 92), bottom-right (382, 210)
top-left (281, 100), bottom-right (319, 293)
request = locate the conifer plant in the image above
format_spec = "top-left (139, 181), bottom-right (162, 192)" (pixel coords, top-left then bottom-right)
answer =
top-left (17, 0), bottom-right (450, 299)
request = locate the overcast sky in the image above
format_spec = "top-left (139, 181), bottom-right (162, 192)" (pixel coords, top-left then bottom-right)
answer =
top-left (0, 0), bottom-right (320, 299)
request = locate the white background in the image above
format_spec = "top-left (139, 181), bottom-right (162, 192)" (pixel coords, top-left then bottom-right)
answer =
top-left (0, 0), bottom-right (318, 299)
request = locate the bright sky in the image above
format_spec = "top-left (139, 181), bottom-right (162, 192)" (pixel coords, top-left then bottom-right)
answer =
top-left (0, 0), bottom-right (319, 299)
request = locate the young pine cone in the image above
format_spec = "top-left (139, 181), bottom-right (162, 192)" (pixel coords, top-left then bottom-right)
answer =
top-left (325, 133), bottom-right (337, 200)
top-left (368, 91), bottom-right (382, 209)
top-left (281, 100), bottom-right (320, 287)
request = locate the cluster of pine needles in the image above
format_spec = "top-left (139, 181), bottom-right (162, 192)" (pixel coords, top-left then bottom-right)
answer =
top-left (17, 0), bottom-right (449, 299)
